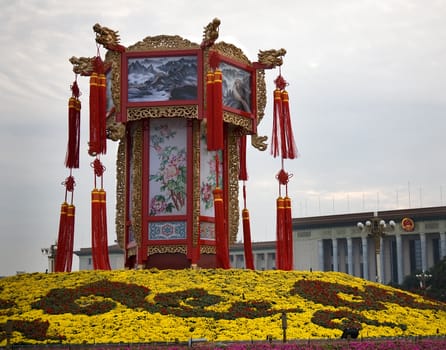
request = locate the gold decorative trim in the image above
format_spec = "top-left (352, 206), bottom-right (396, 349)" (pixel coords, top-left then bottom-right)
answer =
top-left (147, 244), bottom-right (187, 255)
top-left (223, 111), bottom-right (253, 133)
top-left (227, 130), bottom-right (240, 243)
top-left (131, 124), bottom-right (143, 246)
top-left (128, 105), bottom-right (199, 121)
top-left (127, 35), bottom-right (200, 52)
top-left (192, 120), bottom-right (201, 249)
top-left (212, 42), bottom-right (251, 65)
top-left (104, 50), bottom-right (121, 116)
top-left (115, 138), bottom-right (126, 248)
top-left (200, 245), bottom-right (216, 254)
top-left (256, 69), bottom-right (267, 126)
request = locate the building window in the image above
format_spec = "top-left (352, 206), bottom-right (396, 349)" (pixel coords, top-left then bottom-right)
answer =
top-left (432, 238), bottom-right (440, 264)
top-left (409, 239), bottom-right (421, 273)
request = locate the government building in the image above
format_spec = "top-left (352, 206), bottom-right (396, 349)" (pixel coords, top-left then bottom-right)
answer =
top-left (293, 206), bottom-right (446, 284)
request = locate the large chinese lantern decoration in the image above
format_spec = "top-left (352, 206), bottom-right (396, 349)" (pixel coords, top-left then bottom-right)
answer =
top-left (58, 19), bottom-right (296, 270)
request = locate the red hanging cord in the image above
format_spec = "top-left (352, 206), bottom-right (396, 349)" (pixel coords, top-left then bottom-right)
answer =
top-left (242, 183), bottom-right (254, 269)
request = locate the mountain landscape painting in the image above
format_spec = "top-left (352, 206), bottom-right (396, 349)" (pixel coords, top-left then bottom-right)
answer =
top-left (127, 55), bottom-right (198, 102)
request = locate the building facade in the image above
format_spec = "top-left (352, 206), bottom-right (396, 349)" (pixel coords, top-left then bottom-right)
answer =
top-left (229, 241), bottom-right (276, 270)
top-left (293, 206), bottom-right (446, 284)
top-left (74, 244), bottom-right (125, 271)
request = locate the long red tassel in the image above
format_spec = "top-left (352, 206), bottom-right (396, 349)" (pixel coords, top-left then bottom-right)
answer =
top-left (271, 88), bottom-right (282, 158)
top-left (99, 189), bottom-right (111, 269)
top-left (214, 187), bottom-right (229, 268)
top-left (238, 135), bottom-right (248, 181)
top-left (65, 81), bottom-right (81, 169)
top-left (242, 184), bottom-right (254, 270)
top-left (55, 175), bottom-right (76, 272)
top-left (276, 197), bottom-right (286, 270)
top-left (206, 71), bottom-right (215, 149)
top-left (91, 159), bottom-right (111, 270)
top-left (89, 56), bottom-right (107, 156)
top-left (276, 196), bottom-right (286, 270)
top-left (281, 90), bottom-right (298, 159)
top-left (54, 202), bottom-right (68, 272)
top-left (284, 195), bottom-right (293, 270)
top-left (212, 69), bottom-right (224, 150)
top-left (89, 69), bottom-right (99, 156)
top-left (98, 65), bottom-right (107, 154)
top-left (65, 204), bottom-right (75, 272)
top-left (213, 153), bottom-right (229, 268)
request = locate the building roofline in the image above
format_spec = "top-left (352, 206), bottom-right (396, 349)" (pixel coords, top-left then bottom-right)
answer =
top-left (292, 206), bottom-right (446, 229)
top-left (74, 244), bottom-right (124, 256)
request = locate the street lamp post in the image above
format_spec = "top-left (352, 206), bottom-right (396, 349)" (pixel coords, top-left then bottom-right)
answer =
top-left (41, 244), bottom-right (57, 273)
top-left (357, 212), bottom-right (395, 283)
top-left (416, 271), bottom-right (432, 295)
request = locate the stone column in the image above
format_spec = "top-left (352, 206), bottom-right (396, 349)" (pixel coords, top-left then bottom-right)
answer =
top-left (318, 239), bottom-right (324, 271)
top-left (396, 234), bottom-right (403, 285)
top-left (347, 237), bottom-right (353, 275)
top-left (362, 236), bottom-right (369, 281)
top-left (332, 238), bottom-right (338, 272)
top-left (440, 232), bottom-right (446, 259)
top-left (420, 232), bottom-right (427, 272)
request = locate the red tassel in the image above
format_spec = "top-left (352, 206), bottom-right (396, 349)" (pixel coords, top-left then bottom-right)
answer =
top-left (54, 202), bottom-right (68, 272)
top-left (281, 90), bottom-right (298, 159)
top-left (65, 81), bottom-right (81, 169)
top-left (212, 69), bottom-right (223, 150)
top-left (241, 182), bottom-right (254, 270)
top-left (55, 175), bottom-right (76, 272)
top-left (64, 204), bottom-right (75, 272)
top-left (276, 197), bottom-right (286, 270)
top-left (91, 188), bottom-right (111, 270)
top-left (238, 135), bottom-right (248, 181)
top-left (242, 208), bottom-right (254, 269)
top-left (206, 68), bottom-right (223, 151)
top-left (206, 71), bottom-right (215, 149)
top-left (214, 187), bottom-right (229, 268)
top-left (271, 75), bottom-right (298, 159)
top-left (271, 89), bottom-right (282, 158)
top-left (89, 57), bottom-right (107, 156)
top-left (91, 159), bottom-right (111, 270)
top-left (283, 196), bottom-right (293, 270)
top-left (98, 68), bottom-right (107, 154)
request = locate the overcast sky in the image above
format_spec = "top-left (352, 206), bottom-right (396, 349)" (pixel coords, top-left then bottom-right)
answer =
top-left (1, 0), bottom-right (445, 276)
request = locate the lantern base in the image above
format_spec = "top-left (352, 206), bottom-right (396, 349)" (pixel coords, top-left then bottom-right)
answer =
top-left (144, 253), bottom-right (217, 269)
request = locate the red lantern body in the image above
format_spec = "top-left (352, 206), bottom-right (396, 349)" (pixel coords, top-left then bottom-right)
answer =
top-left (105, 35), bottom-right (263, 269)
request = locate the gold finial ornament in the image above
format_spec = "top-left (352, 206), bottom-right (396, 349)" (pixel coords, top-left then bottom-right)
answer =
top-left (257, 48), bottom-right (287, 68)
top-left (251, 134), bottom-right (268, 151)
top-left (201, 17), bottom-right (221, 48)
top-left (69, 56), bottom-right (94, 76)
top-left (93, 23), bottom-right (125, 52)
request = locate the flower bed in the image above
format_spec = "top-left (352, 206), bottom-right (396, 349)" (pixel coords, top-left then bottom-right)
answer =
top-left (0, 269), bottom-right (445, 346)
